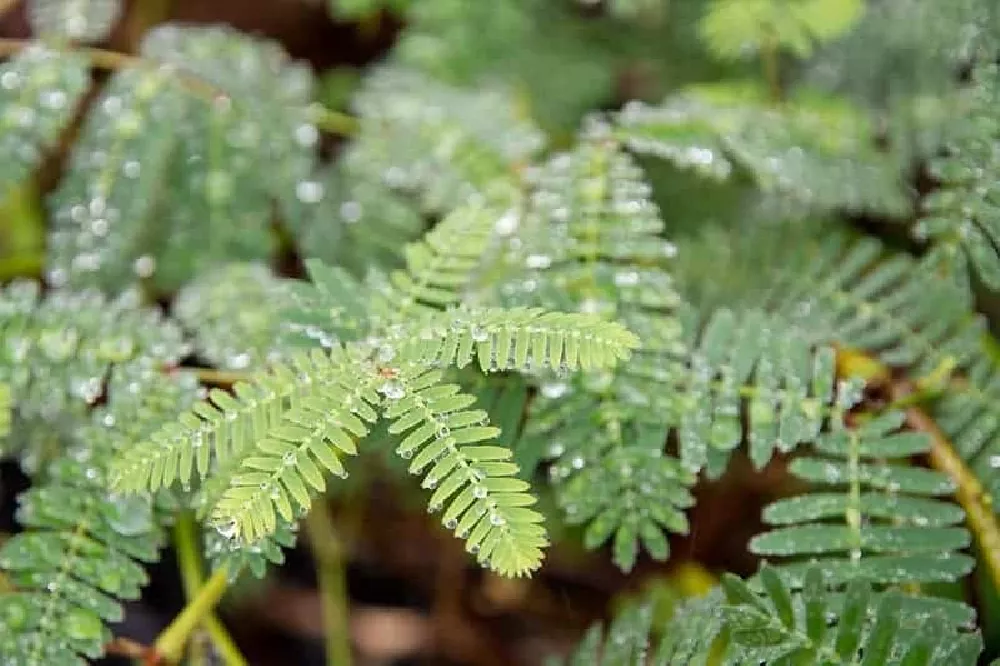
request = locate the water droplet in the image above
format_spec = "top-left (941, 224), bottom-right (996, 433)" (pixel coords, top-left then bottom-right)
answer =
top-left (490, 514), bottom-right (506, 526)
top-left (216, 519), bottom-right (239, 540)
top-left (340, 200), bottom-right (362, 223)
top-left (296, 180), bottom-right (324, 204)
top-left (122, 160), bottom-right (141, 179)
top-left (1, 70), bottom-right (20, 90)
top-left (445, 519), bottom-right (457, 529)
top-left (473, 485), bottom-right (487, 499)
top-left (379, 380), bottom-right (406, 400)
top-left (295, 123), bottom-right (319, 147)
top-left (494, 209), bottom-right (519, 236)
top-left (614, 270), bottom-right (640, 286)
top-left (377, 345), bottom-right (396, 363)
top-left (525, 254), bottom-right (552, 269)
top-left (422, 476), bottom-right (438, 489)
top-left (133, 254), bottom-right (156, 278)
top-left (541, 382), bottom-right (568, 399)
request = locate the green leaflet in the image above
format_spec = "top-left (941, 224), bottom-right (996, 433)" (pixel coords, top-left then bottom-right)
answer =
top-left (27, 0), bottom-right (122, 43)
top-left (752, 412), bottom-right (975, 587)
top-left (617, 82), bottom-right (909, 218)
top-left (0, 364), bottom-right (197, 666)
top-left (0, 46), bottom-right (89, 197)
top-left (720, 566), bottom-right (982, 665)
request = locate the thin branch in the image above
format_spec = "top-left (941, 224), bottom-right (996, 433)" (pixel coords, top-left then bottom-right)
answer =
top-left (174, 513), bottom-right (248, 666)
top-left (153, 567), bottom-right (231, 664)
top-left (892, 381), bottom-right (1000, 591)
top-left (0, 39), bottom-right (357, 136)
top-left (305, 503), bottom-right (353, 666)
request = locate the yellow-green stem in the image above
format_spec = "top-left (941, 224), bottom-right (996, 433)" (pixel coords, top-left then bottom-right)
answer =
top-left (0, 39), bottom-right (357, 137)
top-left (173, 513), bottom-right (248, 666)
top-left (761, 31), bottom-right (782, 103)
top-left (154, 567), bottom-right (230, 663)
top-left (305, 504), bottom-right (353, 666)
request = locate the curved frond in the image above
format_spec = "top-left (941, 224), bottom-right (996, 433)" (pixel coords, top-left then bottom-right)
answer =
top-left (389, 203), bottom-right (502, 312)
top-left (663, 308), bottom-right (860, 474)
top-left (110, 347), bottom-right (371, 500)
top-left (208, 347), bottom-right (381, 544)
top-left (699, 0), bottom-right (863, 60)
top-left (752, 412), bottom-right (974, 587)
top-left (385, 365), bottom-right (546, 576)
top-left (766, 234), bottom-right (985, 377)
top-left (721, 566), bottom-right (982, 665)
top-left (0, 46), bottom-right (89, 195)
top-left (27, 0), bottom-right (122, 43)
top-left (174, 263), bottom-right (290, 371)
top-left (617, 83), bottom-right (909, 218)
top-left (0, 364), bottom-right (197, 666)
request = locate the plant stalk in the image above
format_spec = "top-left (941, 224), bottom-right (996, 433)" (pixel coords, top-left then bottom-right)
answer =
top-left (894, 383), bottom-right (1000, 590)
top-left (153, 567), bottom-right (231, 664)
top-left (305, 504), bottom-right (353, 666)
top-left (0, 39), bottom-right (357, 137)
top-left (173, 513), bottom-right (248, 666)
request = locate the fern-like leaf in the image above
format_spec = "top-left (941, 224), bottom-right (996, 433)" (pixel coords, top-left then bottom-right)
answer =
top-left (385, 366), bottom-right (546, 576)
top-left (208, 347), bottom-right (381, 544)
top-left (766, 234), bottom-right (986, 377)
top-left (752, 412), bottom-right (975, 586)
top-left (0, 364), bottom-right (197, 666)
top-left (0, 46), bottom-right (89, 195)
top-left (720, 566), bottom-right (982, 665)
top-left (398, 306), bottom-right (640, 374)
top-left (617, 83), bottom-right (909, 218)
top-left (27, 0), bottom-right (122, 43)
top-left (290, 166), bottom-right (426, 276)
top-left (555, 593), bottom-right (724, 666)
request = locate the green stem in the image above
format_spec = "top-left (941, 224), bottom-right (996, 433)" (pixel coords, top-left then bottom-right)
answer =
top-left (308, 103), bottom-right (359, 137)
top-left (0, 39), bottom-right (358, 137)
top-left (173, 513), bottom-right (248, 666)
top-left (761, 31), bottom-right (782, 103)
top-left (0, 253), bottom-right (43, 281)
top-left (154, 567), bottom-right (231, 663)
top-left (305, 504), bottom-right (353, 666)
